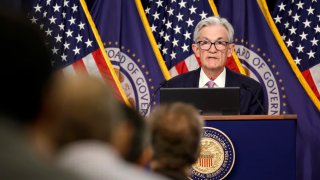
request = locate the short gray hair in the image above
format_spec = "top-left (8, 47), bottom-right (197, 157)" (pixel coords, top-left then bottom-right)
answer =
top-left (193, 16), bottom-right (234, 43)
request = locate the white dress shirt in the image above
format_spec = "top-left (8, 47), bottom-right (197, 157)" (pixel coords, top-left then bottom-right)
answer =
top-left (198, 68), bottom-right (226, 88)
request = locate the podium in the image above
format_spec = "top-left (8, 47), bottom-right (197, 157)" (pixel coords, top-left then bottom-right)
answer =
top-left (194, 115), bottom-right (296, 180)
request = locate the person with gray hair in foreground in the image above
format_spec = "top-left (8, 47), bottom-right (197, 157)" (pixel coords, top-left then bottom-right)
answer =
top-left (148, 103), bottom-right (204, 180)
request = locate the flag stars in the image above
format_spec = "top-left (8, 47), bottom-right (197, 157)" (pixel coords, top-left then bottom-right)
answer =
top-left (151, 24), bottom-right (157, 32)
top-left (46, 0), bottom-right (51, 5)
top-left (288, 9), bottom-right (292, 16)
top-left (61, 53), bottom-right (67, 61)
top-left (299, 32), bottom-right (307, 41)
top-left (71, 4), bottom-right (78, 13)
top-left (288, 26), bottom-right (297, 35)
top-left (306, 6), bottom-right (315, 15)
top-left (53, 3), bottom-right (61, 12)
top-left (284, 22), bottom-right (289, 28)
top-left (286, 38), bottom-right (294, 47)
top-left (186, 18), bottom-right (194, 27)
top-left (55, 34), bottom-right (62, 43)
top-left (152, 11), bottom-right (160, 20)
top-left (159, 30), bottom-right (164, 37)
top-left (176, 13), bottom-right (183, 21)
top-left (66, 29), bottom-right (73, 37)
top-left (51, 46), bottom-right (59, 54)
top-left (179, 0), bottom-right (187, 8)
top-left (155, 0), bottom-right (163, 8)
top-left (34, 4), bottom-right (42, 12)
top-left (173, 25), bottom-right (181, 34)
top-left (49, 16), bottom-right (57, 24)
top-left (76, 34), bottom-right (83, 42)
top-left (296, 44), bottom-right (304, 53)
top-left (45, 28), bottom-right (52, 36)
top-left (310, 37), bottom-right (318, 46)
top-left (62, 12), bottom-right (67, 19)
top-left (85, 39), bottom-right (93, 47)
top-left (162, 47), bottom-right (168, 55)
top-left (292, 13), bottom-right (300, 22)
top-left (64, 0), bottom-right (69, 7)
top-left (294, 57), bottom-right (302, 65)
top-left (170, 51), bottom-right (176, 59)
top-left (303, 19), bottom-right (311, 28)
top-left (68, 17), bottom-right (76, 25)
top-left (43, 11), bottom-right (47, 18)
top-left (172, 38), bottom-right (179, 47)
top-left (307, 50), bottom-right (315, 59)
top-left (278, 2), bottom-right (286, 11)
top-left (59, 23), bottom-right (65, 30)
top-left (182, 43), bottom-right (189, 52)
top-left (189, 5), bottom-right (197, 14)
top-left (165, 20), bottom-right (172, 29)
top-left (199, 11), bottom-right (207, 19)
top-left (163, 33), bottom-right (170, 42)
top-left (73, 47), bottom-right (80, 55)
top-left (274, 15), bottom-right (282, 23)
top-left (63, 42), bottom-right (70, 49)
top-left (30, 16), bottom-right (37, 24)
top-left (78, 22), bottom-right (85, 30)
top-left (167, 7), bottom-right (174, 16)
top-left (296, 1), bottom-right (304, 9)
top-left (314, 25), bottom-right (320, 33)
top-left (145, 7), bottom-right (150, 14)
top-left (183, 31), bottom-right (191, 40)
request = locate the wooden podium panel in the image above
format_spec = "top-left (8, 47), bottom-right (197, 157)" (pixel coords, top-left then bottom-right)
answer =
top-left (198, 115), bottom-right (296, 180)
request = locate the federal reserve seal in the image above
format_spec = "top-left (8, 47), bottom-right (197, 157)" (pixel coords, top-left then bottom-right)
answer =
top-left (192, 127), bottom-right (235, 180)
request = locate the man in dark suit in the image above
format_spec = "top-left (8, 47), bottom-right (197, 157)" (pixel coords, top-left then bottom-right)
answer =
top-left (165, 16), bottom-right (265, 115)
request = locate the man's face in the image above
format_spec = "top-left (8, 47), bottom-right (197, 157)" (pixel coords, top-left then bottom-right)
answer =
top-left (192, 25), bottom-right (234, 72)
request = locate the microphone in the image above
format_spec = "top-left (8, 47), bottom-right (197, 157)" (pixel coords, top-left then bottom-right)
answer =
top-left (143, 80), bottom-right (167, 117)
top-left (241, 83), bottom-right (266, 114)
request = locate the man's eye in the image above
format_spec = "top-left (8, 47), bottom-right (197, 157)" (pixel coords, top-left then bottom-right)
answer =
top-left (216, 41), bottom-right (224, 45)
top-left (202, 41), bottom-right (211, 45)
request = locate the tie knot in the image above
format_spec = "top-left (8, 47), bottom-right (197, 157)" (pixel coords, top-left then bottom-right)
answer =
top-left (207, 80), bottom-right (215, 88)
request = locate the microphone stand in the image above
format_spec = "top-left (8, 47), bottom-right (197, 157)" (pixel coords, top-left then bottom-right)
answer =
top-left (241, 84), bottom-right (266, 114)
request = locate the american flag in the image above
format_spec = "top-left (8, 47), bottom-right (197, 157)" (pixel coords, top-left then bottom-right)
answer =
top-left (28, 0), bottom-right (128, 103)
top-left (273, 0), bottom-right (320, 106)
top-left (143, 0), bottom-right (243, 77)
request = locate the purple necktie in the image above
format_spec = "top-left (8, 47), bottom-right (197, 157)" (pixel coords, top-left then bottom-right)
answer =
top-left (207, 81), bottom-right (215, 88)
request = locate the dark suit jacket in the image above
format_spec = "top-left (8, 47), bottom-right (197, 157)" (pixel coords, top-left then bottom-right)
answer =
top-left (165, 67), bottom-right (265, 115)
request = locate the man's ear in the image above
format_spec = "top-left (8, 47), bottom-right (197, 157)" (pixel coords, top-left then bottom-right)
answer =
top-left (192, 43), bottom-right (200, 58)
top-left (227, 43), bottom-right (235, 57)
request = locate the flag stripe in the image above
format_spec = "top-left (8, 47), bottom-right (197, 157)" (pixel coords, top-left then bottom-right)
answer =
top-left (302, 69), bottom-right (320, 100)
top-left (73, 59), bottom-right (88, 74)
top-left (91, 49), bottom-right (123, 100)
top-left (82, 52), bottom-right (103, 79)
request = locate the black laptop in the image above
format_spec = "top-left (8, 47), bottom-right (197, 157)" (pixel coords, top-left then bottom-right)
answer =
top-left (160, 87), bottom-right (240, 115)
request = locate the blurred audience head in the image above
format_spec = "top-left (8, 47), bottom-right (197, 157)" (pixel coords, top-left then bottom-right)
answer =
top-left (115, 104), bottom-right (152, 167)
top-left (0, 12), bottom-right (53, 124)
top-left (43, 74), bottom-right (124, 150)
top-left (148, 103), bottom-right (204, 178)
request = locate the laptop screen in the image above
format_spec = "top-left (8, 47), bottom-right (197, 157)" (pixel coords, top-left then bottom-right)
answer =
top-left (160, 87), bottom-right (240, 115)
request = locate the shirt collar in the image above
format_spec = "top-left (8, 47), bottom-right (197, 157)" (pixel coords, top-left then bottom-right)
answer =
top-left (198, 67), bottom-right (226, 88)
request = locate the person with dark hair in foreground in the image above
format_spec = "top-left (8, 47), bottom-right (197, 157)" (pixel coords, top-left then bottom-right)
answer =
top-left (148, 103), bottom-right (204, 180)
top-left (116, 104), bottom-right (152, 167)
top-left (0, 12), bottom-right (80, 179)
